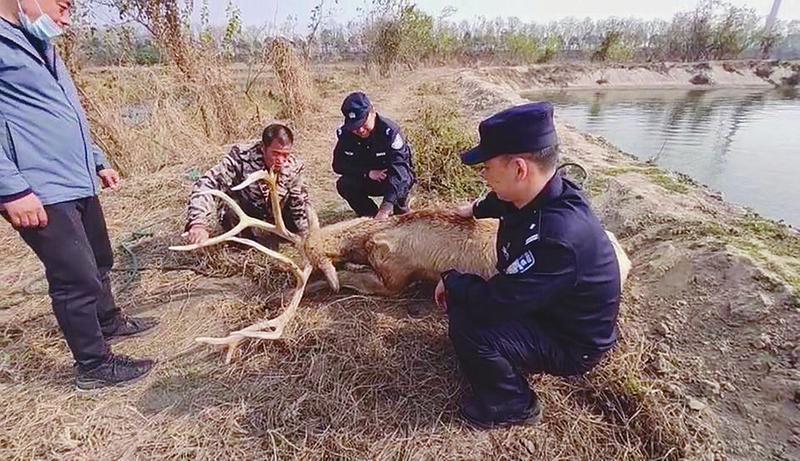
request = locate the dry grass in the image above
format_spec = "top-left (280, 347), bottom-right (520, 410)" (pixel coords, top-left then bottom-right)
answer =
top-left (71, 0), bottom-right (283, 178)
top-left (76, 66), bottom-right (272, 177)
top-left (266, 39), bottom-right (318, 123)
top-left (0, 246), bottom-right (711, 460)
top-left (407, 101), bottom-right (483, 203)
top-left (0, 260), bottom-right (712, 460)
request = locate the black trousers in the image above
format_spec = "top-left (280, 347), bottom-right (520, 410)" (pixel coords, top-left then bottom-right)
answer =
top-left (335, 175), bottom-right (410, 217)
top-left (447, 306), bottom-right (604, 419)
top-left (14, 196), bottom-right (121, 370)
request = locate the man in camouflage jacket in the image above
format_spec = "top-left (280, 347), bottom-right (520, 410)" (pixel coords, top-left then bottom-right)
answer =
top-left (185, 124), bottom-right (310, 246)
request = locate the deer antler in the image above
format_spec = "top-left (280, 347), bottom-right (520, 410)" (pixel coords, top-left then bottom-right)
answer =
top-left (169, 170), bottom-right (310, 363)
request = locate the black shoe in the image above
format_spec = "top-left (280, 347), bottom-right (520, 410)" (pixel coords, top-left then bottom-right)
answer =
top-left (459, 396), bottom-right (543, 429)
top-left (103, 316), bottom-right (159, 344)
top-left (75, 354), bottom-right (155, 392)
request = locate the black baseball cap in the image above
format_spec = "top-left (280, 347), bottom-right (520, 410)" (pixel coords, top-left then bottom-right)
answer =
top-left (341, 92), bottom-right (373, 131)
top-left (461, 102), bottom-right (559, 165)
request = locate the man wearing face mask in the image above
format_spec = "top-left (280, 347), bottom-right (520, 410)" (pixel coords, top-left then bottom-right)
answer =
top-left (0, 0), bottom-right (156, 391)
top-left (333, 92), bottom-right (415, 220)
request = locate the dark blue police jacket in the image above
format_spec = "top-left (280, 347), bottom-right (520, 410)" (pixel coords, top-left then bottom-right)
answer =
top-left (332, 114), bottom-right (415, 205)
top-left (444, 174), bottom-right (622, 353)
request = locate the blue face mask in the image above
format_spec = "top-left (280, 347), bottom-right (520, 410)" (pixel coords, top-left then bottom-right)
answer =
top-left (17, 0), bottom-right (64, 41)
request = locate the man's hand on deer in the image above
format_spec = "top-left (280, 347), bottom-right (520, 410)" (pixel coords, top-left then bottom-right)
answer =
top-left (435, 278), bottom-right (448, 312)
top-left (455, 203), bottom-right (475, 219)
top-left (374, 201), bottom-right (393, 220)
top-left (183, 224), bottom-right (210, 245)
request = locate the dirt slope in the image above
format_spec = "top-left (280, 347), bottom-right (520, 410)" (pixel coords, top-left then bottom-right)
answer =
top-left (466, 60), bottom-right (800, 90)
top-left (458, 68), bottom-right (800, 460)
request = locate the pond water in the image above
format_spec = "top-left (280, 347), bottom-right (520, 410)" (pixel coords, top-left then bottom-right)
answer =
top-left (524, 88), bottom-right (800, 227)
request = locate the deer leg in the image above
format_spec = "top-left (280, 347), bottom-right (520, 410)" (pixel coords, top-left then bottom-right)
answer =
top-left (337, 269), bottom-right (402, 296)
top-left (305, 269), bottom-right (401, 297)
top-left (304, 279), bottom-right (330, 295)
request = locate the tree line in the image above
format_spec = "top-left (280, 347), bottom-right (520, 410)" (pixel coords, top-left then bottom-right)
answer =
top-left (73, 0), bottom-right (800, 70)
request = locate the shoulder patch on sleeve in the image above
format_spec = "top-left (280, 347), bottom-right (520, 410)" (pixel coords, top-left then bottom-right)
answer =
top-left (391, 133), bottom-right (404, 150)
top-left (385, 127), bottom-right (392, 136)
top-left (336, 128), bottom-right (342, 138)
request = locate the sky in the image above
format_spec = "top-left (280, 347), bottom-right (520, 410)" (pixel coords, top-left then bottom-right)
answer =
top-left (192, 0), bottom-right (798, 32)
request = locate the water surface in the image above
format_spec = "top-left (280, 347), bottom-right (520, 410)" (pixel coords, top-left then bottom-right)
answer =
top-left (524, 88), bottom-right (800, 227)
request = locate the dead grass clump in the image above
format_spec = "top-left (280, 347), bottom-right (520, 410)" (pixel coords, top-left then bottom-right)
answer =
top-left (781, 71), bottom-right (800, 88)
top-left (690, 74), bottom-right (712, 85)
top-left (79, 68), bottom-right (214, 175)
top-left (266, 39), bottom-right (317, 123)
top-left (83, 68), bottom-right (216, 176)
top-left (572, 342), bottom-right (702, 459)
top-left (85, 1), bottom-right (248, 175)
top-left (78, 66), bottom-right (269, 177)
top-left (754, 64), bottom-right (774, 79)
top-left (191, 67), bottom-right (242, 142)
top-left (407, 100), bottom-right (482, 202)
top-left (123, 1), bottom-right (242, 138)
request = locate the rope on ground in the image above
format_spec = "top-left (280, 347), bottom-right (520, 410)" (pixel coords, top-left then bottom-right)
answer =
top-left (116, 216), bottom-right (179, 293)
top-left (117, 217), bottom-right (221, 293)
top-left (119, 228), bottom-right (154, 293)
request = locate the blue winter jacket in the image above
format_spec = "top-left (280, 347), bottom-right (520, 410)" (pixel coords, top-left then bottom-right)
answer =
top-left (0, 19), bottom-right (108, 205)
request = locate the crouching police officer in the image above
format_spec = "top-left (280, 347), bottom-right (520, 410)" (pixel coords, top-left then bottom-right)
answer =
top-left (333, 92), bottom-right (415, 219)
top-left (434, 102), bottom-right (622, 429)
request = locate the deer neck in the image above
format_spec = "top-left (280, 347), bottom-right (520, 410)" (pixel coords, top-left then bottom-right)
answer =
top-left (313, 217), bottom-right (393, 263)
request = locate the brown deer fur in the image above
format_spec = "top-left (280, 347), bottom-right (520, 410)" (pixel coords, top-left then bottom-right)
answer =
top-left (303, 209), bottom-right (630, 296)
top-left (303, 209), bottom-right (498, 295)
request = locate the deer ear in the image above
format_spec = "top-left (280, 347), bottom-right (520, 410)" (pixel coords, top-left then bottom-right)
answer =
top-left (370, 236), bottom-right (394, 255)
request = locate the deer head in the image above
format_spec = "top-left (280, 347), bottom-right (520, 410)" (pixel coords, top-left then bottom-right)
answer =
top-left (228, 169), bottom-right (342, 292)
top-left (169, 169), bottom-right (312, 363)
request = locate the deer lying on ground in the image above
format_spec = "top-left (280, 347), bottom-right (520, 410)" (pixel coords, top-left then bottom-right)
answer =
top-left (171, 170), bottom-right (631, 362)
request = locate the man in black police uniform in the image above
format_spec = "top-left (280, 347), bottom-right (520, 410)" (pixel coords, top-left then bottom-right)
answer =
top-left (333, 92), bottom-right (415, 219)
top-left (434, 102), bottom-right (622, 428)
